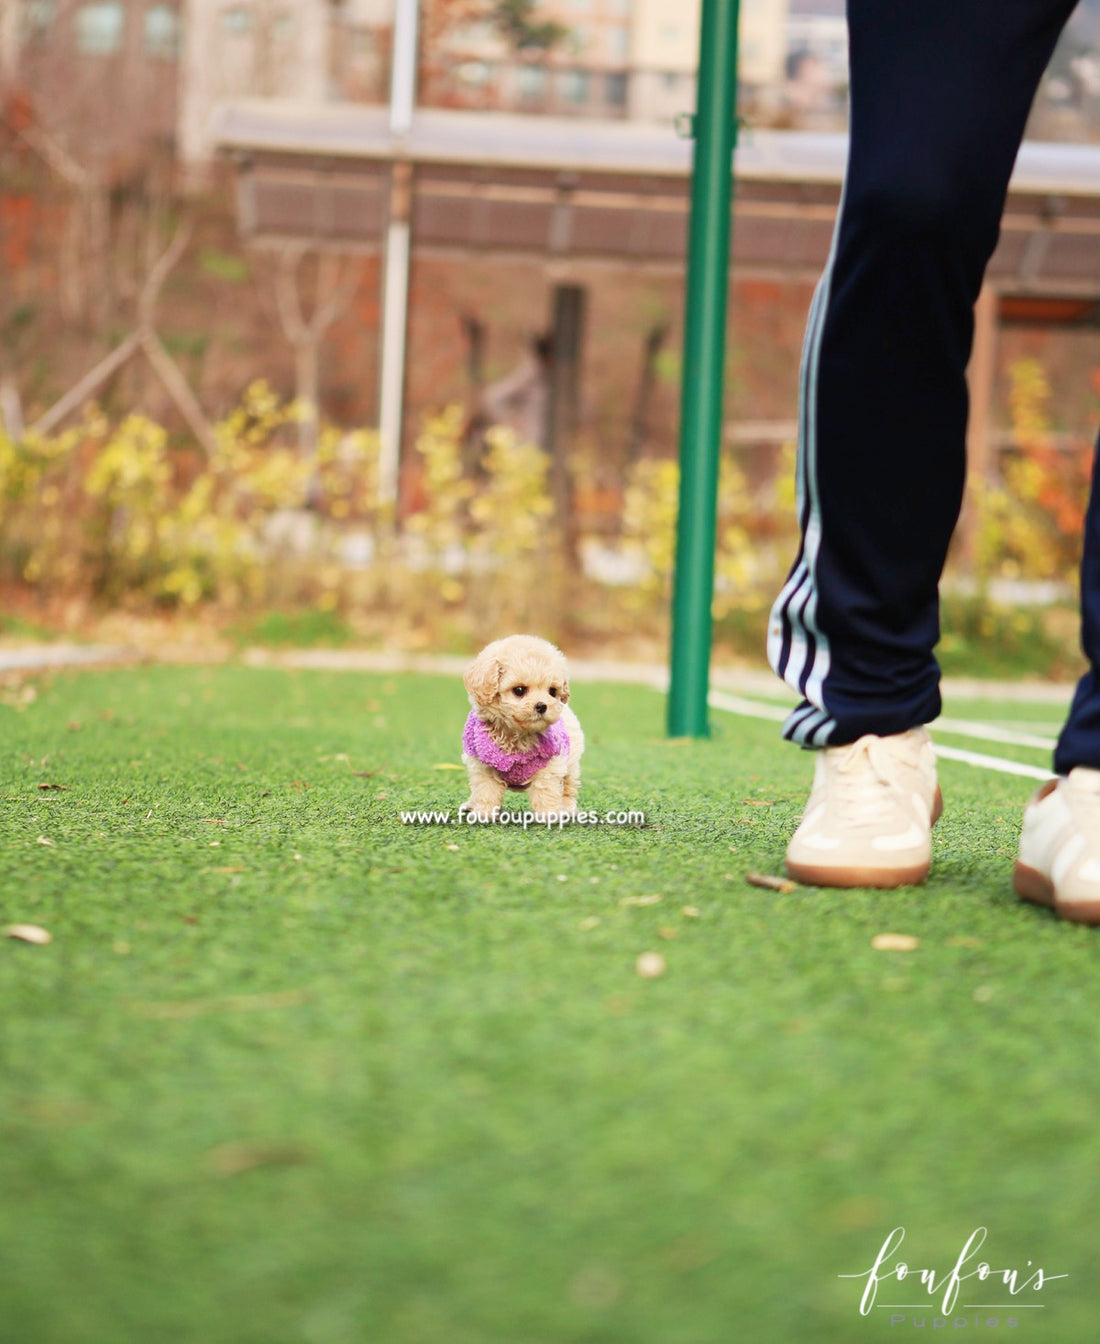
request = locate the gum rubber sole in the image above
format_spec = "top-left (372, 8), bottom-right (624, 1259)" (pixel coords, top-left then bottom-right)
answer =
top-left (785, 858), bottom-right (931, 889)
top-left (1014, 862), bottom-right (1100, 925)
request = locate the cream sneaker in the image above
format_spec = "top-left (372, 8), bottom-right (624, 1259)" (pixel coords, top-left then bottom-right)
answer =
top-left (786, 728), bottom-right (943, 888)
top-left (1014, 768), bottom-right (1100, 925)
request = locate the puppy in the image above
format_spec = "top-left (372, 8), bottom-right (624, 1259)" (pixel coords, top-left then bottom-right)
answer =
top-left (460, 634), bottom-right (585, 820)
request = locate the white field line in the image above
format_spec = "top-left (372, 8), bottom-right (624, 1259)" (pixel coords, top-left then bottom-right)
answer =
top-left (931, 744), bottom-right (1051, 782)
top-left (928, 716), bottom-right (1057, 752)
top-left (706, 691), bottom-right (1053, 782)
top-left (706, 690), bottom-right (790, 724)
top-left (704, 695), bottom-right (1058, 752)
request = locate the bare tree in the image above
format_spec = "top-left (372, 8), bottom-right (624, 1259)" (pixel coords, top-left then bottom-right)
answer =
top-left (30, 218), bottom-right (217, 454)
top-left (268, 246), bottom-right (362, 458)
top-left (19, 123), bottom-right (110, 330)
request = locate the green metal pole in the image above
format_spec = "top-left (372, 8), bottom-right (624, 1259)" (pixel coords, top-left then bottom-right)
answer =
top-left (667, 0), bottom-right (741, 737)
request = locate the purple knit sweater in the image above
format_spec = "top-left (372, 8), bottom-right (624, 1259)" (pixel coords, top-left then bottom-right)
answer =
top-left (462, 710), bottom-right (570, 788)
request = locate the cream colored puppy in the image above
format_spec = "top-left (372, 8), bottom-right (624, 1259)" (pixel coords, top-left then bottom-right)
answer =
top-left (460, 634), bottom-right (585, 820)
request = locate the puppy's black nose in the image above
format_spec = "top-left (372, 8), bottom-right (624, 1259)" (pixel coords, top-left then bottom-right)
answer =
top-left (535, 702), bottom-right (547, 715)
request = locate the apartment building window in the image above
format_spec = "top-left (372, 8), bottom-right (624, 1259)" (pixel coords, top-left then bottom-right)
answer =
top-left (560, 68), bottom-right (590, 106)
top-left (76, 0), bottom-right (124, 53)
top-left (607, 26), bottom-right (627, 63)
top-left (221, 5), bottom-right (252, 34)
top-left (518, 63), bottom-right (547, 101)
top-left (22, 0), bottom-right (55, 36)
top-left (145, 3), bottom-right (179, 57)
top-left (605, 70), bottom-right (627, 108)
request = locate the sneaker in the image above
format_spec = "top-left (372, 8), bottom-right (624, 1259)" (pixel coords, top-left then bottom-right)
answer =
top-left (786, 728), bottom-right (943, 888)
top-left (1014, 768), bottom-right (1100, 925)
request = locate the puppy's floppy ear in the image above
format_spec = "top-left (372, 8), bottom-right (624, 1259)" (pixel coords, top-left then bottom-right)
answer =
top-left (464, 649), bottom-right (503, 707)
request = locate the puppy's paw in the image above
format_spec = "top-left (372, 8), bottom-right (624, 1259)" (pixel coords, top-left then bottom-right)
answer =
top-left (530, 803), bottom-right (577, 824)
top-left (460, 798), bottom-right (499, 823)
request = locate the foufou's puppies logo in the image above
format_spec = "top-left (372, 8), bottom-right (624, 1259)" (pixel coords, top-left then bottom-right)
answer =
top-left (839, 1227), bottom-right (1068, 1320)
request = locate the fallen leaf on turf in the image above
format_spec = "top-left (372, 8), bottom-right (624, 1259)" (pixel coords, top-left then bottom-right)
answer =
top-left (444, 843), bottom-right (460, 851)
top-left (742, 799), bottom-right (776, 807)
top-left (681, 906), bottom-right (701, 918)
top-left (37, 783), bottom-right (69, 792)
top-left (432, 763), bottom-right (463, 771)
top-left (620, 894), bottom-right (662, 907)
top-left (212, 866), bottom-right (246, 875)
top-left (204, 1140), bottom-right (311, 1177)
top-left (746, 872), bottom-right (797, 894)
top-left (947, 935), bottom-right (983, 949)
top-left (200, 818), bottom-right (227, 825)
top-left (36, 836), bottom-right (55, 847)
top-left (4, 924), bottom-right (52, 944)
top-left (636, 951), bottom-right (667, 979)
top-left (657, 927), bottom-right (679, 940)
top-left (871, 933), bottom-right (920, 952)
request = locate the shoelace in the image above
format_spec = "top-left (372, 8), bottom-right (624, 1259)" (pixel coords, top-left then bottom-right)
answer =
top-left (825, 734), bottom-right (921, 830)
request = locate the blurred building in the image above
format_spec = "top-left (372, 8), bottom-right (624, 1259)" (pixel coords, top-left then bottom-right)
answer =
top-left (1, 0), bottom-right (182, 171)
top-left (420, 0), bottom-right (634, 121)
top-left (629, 0), bottom-right (788, 123)
top-left (5, 0), bottom-right (1100, 179)
top-left (421, 0), bottom-right (790, 125)
top-left (783, 0), bottom-right (846, 125)
top-left (177, 0), bottom-right (328, 163)
top-left (0, 0), bottom-right (329, 170)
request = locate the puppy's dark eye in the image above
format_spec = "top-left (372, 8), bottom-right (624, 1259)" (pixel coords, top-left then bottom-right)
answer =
top-left (512, 685), bottom-right (527, 697)
top-left (548, 687), bottom-right (558, 698)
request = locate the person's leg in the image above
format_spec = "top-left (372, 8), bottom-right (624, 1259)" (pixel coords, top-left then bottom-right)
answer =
top-left (769, 0), bottom-right (1078, 748)
top-left (1055, 438), bottom-right (1100, 774)
top-left (1014, 438), bottom-right (1100, 925)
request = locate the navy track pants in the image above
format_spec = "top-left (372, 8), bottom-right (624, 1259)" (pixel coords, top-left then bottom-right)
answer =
top-left (768, 0), bottom-right (1100, 773)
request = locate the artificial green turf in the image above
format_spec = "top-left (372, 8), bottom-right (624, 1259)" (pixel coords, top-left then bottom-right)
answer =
top-left (0, 665), bottom-right (1096, 1344)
